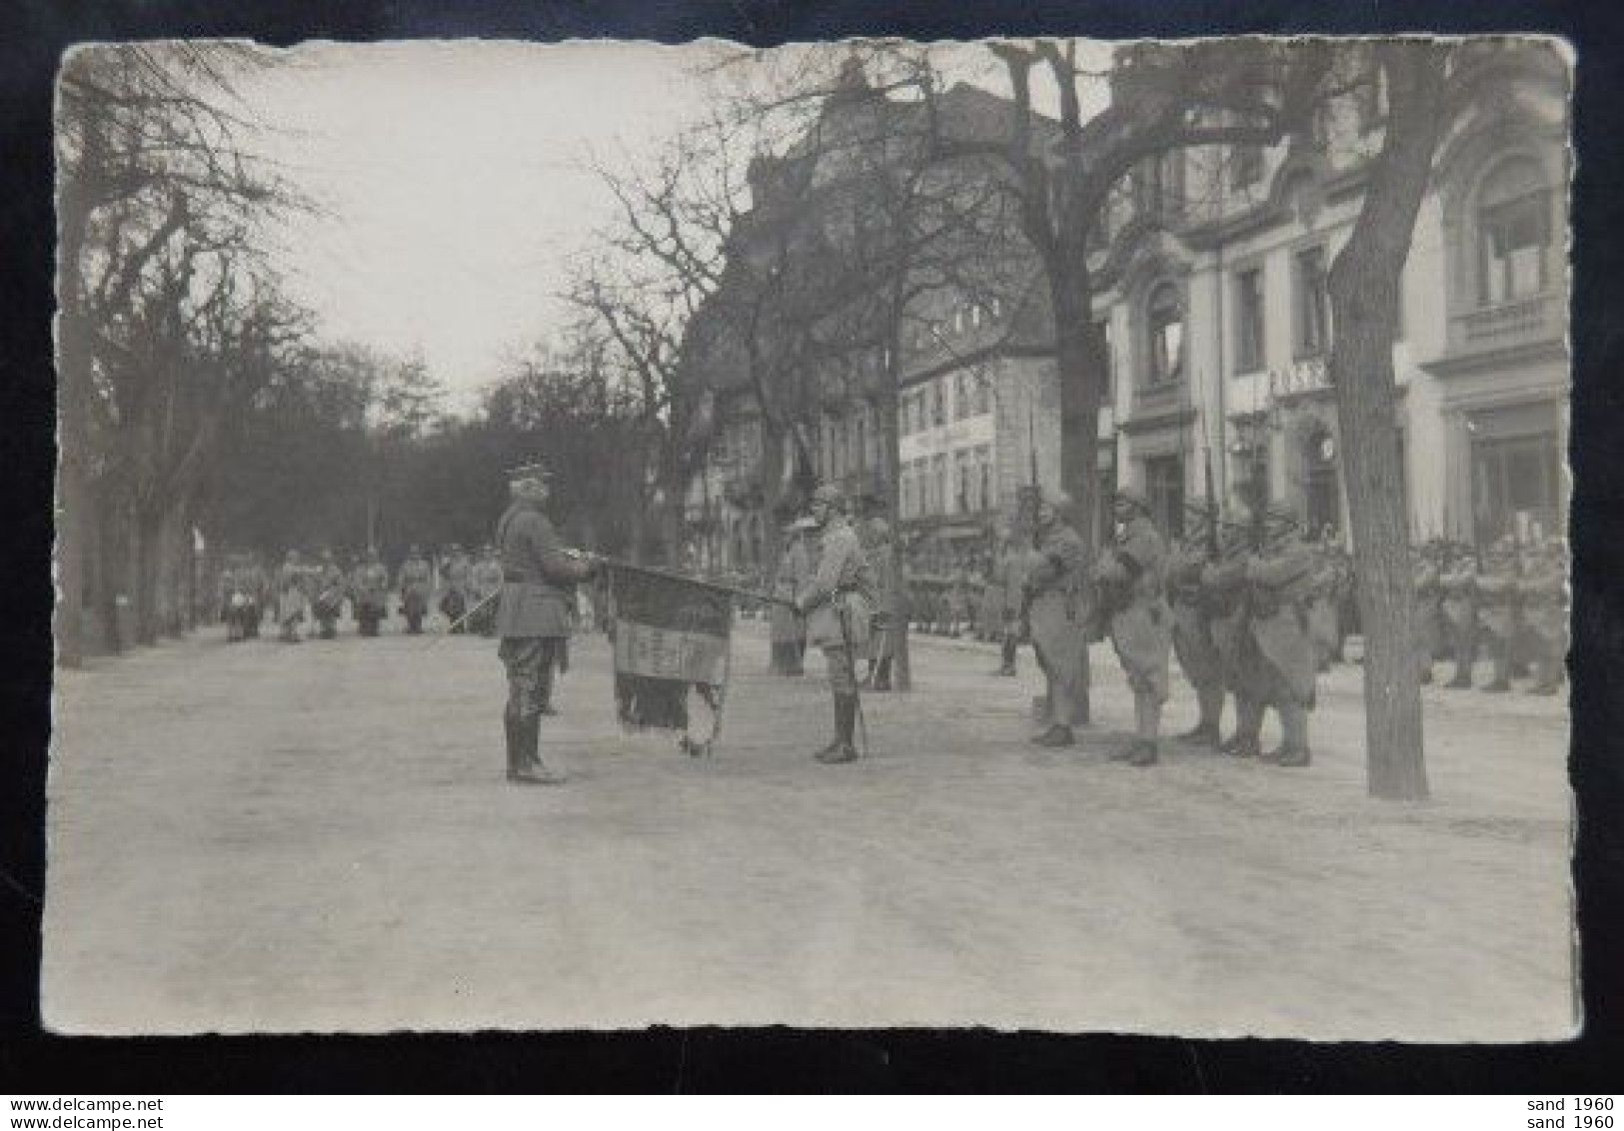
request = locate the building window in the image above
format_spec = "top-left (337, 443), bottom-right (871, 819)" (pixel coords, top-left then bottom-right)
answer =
top-left (901, 462), bottom-right (915, 519)
top-left (1094, 319), bottom-right (1115, 403)
top-left (1235, 267), bottom-right (1266, 374)
top-left (931, 379), bottom-right (946, 428)
top-left (1144, 281), bottom-right (1186, 389)
top-left (1478, 157), bottom-right (1551, 306)
top-left (954, 372), bottom-right (971, 421)
top-left (973, 372), bottom-right (992, 416)
top-left (1144, 455), bottom-right (1185, 540)
top-left (954, 450), bottom-right (971, 513)
top-left (1134, 151), bottom-right (1186, 217)
top-left (975, 445), bottom-right (993, 512)
top-left (1293, 246), bottom-right (1331, 359)
top-left (933, 454), bottom-right (949, 515)
top-left (1232, 144), bottom-right (1264, 190)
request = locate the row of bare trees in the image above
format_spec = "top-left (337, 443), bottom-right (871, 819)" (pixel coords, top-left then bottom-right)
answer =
top-left (55, 42), bottom-right (312, 662)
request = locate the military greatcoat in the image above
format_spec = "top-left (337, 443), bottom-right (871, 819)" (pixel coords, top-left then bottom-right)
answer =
top-left (1096, 514), bottom-right (1172, 703)
top-left (1246, 534), bottom-right (1319, 708)
top-left (494, 498), bottom-right (592, 639)
top-left (797, 516), bottom-right (874, 652)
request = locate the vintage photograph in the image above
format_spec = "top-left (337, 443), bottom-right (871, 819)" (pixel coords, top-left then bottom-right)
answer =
top-left (46, 36), bottom-right (1574, 1038)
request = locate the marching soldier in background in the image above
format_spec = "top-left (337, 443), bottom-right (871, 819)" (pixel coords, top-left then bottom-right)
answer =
top-left (469, 544), bottom-right (503, 636)
top-left (992, 528), bottom-right (1031, 677)
top-left (275, 549), bottom-right (311, 643)
top-left (398, 545), bottom-right (433, 635)
top-left (1021, 487), bottom-right (1091, 748)
top-left (353, 547), bottom-right (390, 637)
top-left (240, 553), bottom-right (268, 639)
top-left (1439, 541), bottom-right (1479, 689)
top-left (1246, 507), bottom-right (1320, 767)
top-left (221, 554), bottom-right (251, 642)
top-left (862, 516), bottom-right (898, 692)
top-left (494, 460), bottom-right (599, 785)
top-left (1094, 488), bottom-right (1172, 767)
top-left (770, 515), bottom-right (812, 676)
top-left (795, 484), bottom-right (875, 765)
top-left (1167, 505), bottom-right (1225, 749)
top-left (1475, 535), bottom-right (1520, 693)
top-left (440, 543), bottom-right (473, 632)
top-left (1412, 540), bottom-right (1445, 686)
top-left (1519, 536), bottom-right (1567, 696)
top-left (311, 549), bottom-right (347, 640)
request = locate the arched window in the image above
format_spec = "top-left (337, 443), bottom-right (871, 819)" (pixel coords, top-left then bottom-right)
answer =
top-left (1477, 157), bottom-right (1550, 305)
top-left (1144, 281), bottom-right (1186, 389)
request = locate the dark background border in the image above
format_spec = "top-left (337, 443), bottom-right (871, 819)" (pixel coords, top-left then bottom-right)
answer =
top-left (3, 0), bottom-right (1620, 1093)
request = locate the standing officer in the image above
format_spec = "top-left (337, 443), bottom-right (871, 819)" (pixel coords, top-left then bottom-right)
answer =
top-left (1475, 535), bottom-right (1520, 692)
top-left (352, 547), bottom-right (390, 637)
top-left (770, 516), bottom-right (812, 676)
top-left (1167, 505), bottom-right (1225, 749)
top-left (1246, 507), bottom-right (1319, 767)
top-left (398, 545), bottom-right (433, 635)
top-left (1094, 488), bottom-right (1172, 766)
top-left (1519, 536), bottom-right (1567, 696)
top-left (1021, 488), bottom-right (1091, 747)
top-left (794, 484), bottom-right (875, 765)
top-left (1439, 541), bottom-right (1479, 689)
top-left (862, 515), bottom-right (898, 692)
top-left (469, 544), bottom-right (503, 636)
top-left (494, 461), bottom-right (599, 785)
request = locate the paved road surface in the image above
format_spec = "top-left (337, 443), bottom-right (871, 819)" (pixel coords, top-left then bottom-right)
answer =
top-left (44, 616), bottom-right (1573, 1038)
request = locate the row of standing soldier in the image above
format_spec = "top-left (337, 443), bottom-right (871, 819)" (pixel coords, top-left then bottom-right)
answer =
top-left (217, 544), bottom-right (508, 642)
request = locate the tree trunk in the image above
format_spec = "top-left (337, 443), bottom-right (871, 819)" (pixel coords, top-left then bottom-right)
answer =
top-left (1051, 258), bottom-right (1106, 554)
top-left (1327, 43), bottom-right (1448, 801)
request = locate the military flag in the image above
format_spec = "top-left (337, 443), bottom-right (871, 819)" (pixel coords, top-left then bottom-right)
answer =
top-left (606, 563), bottom-right (734, 747)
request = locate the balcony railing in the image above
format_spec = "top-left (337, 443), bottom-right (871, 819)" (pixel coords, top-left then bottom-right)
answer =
top-left (1456, 293), bottom-right (1560, 348)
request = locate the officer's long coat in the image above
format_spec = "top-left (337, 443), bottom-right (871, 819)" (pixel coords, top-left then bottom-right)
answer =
top-left (770, 533), bottom-right (811, 646)
top-left (494, 498), bottom-right (593, 639)
top-left (1246, 535), bottom-right (1319, 708)
top-left (1026, 519), bottom-right (1091, 720)
top-left (1095, 514), bottom-right (1172, 702)
top-left (797, 516), bottom-right (874, 651)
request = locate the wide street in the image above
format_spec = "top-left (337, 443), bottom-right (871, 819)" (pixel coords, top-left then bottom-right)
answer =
top-left (44, 615), bottom-right (1573, 1039)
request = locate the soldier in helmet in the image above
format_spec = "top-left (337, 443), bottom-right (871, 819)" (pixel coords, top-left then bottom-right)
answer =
top-left (794, 483), bottom-right (876, 764)
top-left (397, 545), bottom-right (433, 635)
top-left (861, 515), bottom-right (898, 692)
top-left (1438, 541), bottom-right (1480, 688)
top-left (311, 549), bottom-right (347, 639)
top-left (352, 547), bottom-right (390, 637)
top-left (440, 542), bottom-right (473, 632)
top-left (1475, 535), bottom-right (1520, 692)
top-left (1519, 535), bottom-right (1568, 695)
top-left (1412, 539), bottom-right (1446, 685)
top-left (1167, 503), bottom-right (1226, 749)
top-left (1245, 506), bottom-right (1320, 767)
top-left (770, 514), bottom-right (813, 676)
top-left (494, 460), bottom-right (600, 785)
top-left (1020, 487), bottom-right (1091, 747)
top-left (275, 549), bottom-right (310, 643)
top-left (469, 543), bottom-right (504, 636)
top-left (1094, 488), bottom-right (1173, 766)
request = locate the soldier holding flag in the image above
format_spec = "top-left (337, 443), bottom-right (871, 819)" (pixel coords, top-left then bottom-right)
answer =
top-left (494, 460), bottom-right (600, 785)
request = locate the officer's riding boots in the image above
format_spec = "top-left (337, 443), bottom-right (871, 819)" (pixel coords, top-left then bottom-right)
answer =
top-left (816, 694), bottom-right (859, 763)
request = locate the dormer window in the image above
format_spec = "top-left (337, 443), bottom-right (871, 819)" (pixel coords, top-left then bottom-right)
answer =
top-left (1144, 281), bottom-right (1186, 389)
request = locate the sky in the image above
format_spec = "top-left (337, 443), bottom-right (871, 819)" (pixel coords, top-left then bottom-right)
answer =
top-left (235, 40), bottom-right (1107, 411)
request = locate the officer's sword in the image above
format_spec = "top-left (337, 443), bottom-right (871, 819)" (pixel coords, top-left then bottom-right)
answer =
top-left (423, 589), bottom-right (500, 647)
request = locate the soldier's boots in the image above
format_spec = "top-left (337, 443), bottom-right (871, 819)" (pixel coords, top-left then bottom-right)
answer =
top-left (1125, 740), bottom-right (1158, 767)
top-left (1272, 746), bottom-right (1311, 768)
top-left (816, 694), bottom-right (859, 763)
top-left (1220, 732), bottom-right (1261, 758)
top-left (509, 717), bottom-right (568, 785)
top-left (1178, 721), bottom-right (1222, 747)
top-left (1030, 723), bottom-right (1075, 748)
